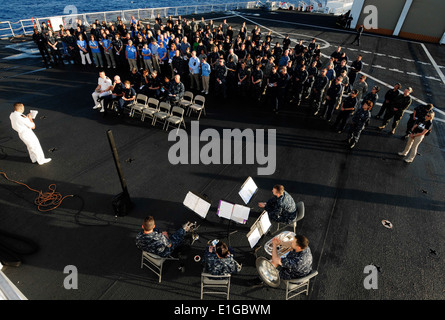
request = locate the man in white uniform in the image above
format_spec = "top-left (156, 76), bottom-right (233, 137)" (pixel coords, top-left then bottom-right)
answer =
top-left (92, 71), bottom-right (113, 112)
top-left (10, 102), bottom-right (51, 165)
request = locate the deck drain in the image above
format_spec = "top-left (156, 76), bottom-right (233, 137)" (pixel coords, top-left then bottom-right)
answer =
top-left (381, 220), bottom-right (393, 229)
top-left (125, 158), bottom-right (135, 163)
top-left (48, 147), bottom-right (57, 153)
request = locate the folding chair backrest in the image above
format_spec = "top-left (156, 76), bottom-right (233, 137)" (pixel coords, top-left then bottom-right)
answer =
top-left (194, 95), bottom-right (206, 106)
top-left (148, 98), bottom-right (159, 109)
top-left (171, 106), bottom-right (184, 117)
top-left (183, 91), bottom-right (194, 102)
top-left (159, 102), bottom-right (171, 113)
top-left (136, 94), bottom-right (148, 105)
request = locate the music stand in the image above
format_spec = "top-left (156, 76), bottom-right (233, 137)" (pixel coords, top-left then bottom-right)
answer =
top-left (216, 200), bottom-right (250, 245)
top-left (183, 191), bottom-right (211, 219)
top-left (246, 210), bottom-right (271, 253)
top-left (238, 176), bottom-right (258, 205)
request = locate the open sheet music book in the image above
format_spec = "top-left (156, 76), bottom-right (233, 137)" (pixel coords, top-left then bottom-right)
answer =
top-left (183, 191), bottom-right (211, 219)
top-left (217, 200), bottom-right (250, 224)
top-left (238, 176), bottom-right (258, 204)
top-left (247, 211), bottom-right (271, 248)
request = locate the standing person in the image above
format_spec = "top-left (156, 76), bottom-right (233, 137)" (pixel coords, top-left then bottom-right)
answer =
top-left (353, 75), bottom-right (368, 108)
top-left (112, 33), bottom-right (125, 68)
top-left (200, 56), bottom-right (211, 95)
top-left (332, 89), bottom-right (358, 133)
top-left (251, 63), bottom-right (264, 102)
top-left (9, 103), bottom-right (51, 165)
top-left (214, 58), bottom-right (228, 99)
top-left (89, 35), bottom-right (104, 68)
top-left (378, 87), bottom-right (413, 135)
top-left (46, 30), bottom-right (63, 66)
top-left (33, 28), bottom-right (51, 67)
top-left (126, 40), bottom-right (138, 71)
top-left (398, 111), bottom-right (434, 163)
top-left (375, 83), bottom-right (401, 119)
top-left (403, 103), bottom-right (434, 139)
top-left (322, 76), bottom-right (343, 121)
top-left (188, 50), bottom-right (201, 91)
top-left (266, 66), bottom-right (279, 113)
top-left (141, 43), bottom-right (153, 73)
top-left (351, 24), bottom-right (364, 46)
top-left (292, 64), bottom-right (308, 107)
top-left (77, 34), bottom-right (92, 67)
top-left (347, 100), bottom-right (373, 149)
top-left (311, 68), bottom-right (328, 115)
top-left (101, 35), bottom-right (116, 68)
top-left (348, 55), bottom-right (363, 89)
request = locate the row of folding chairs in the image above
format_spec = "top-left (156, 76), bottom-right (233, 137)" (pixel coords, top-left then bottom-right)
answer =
top-left (128, 91), bottom-right (206, 134)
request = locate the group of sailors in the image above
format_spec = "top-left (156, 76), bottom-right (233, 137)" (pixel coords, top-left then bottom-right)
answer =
top-left (32, 14), bottom-right (435, 162)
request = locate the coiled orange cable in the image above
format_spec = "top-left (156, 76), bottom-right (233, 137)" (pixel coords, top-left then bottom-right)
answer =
top-left (0, 172), bottom-right (73, 212)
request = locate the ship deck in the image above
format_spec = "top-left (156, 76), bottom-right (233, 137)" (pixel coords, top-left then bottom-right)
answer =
top-left (0, 8), bottom-right (444, 308)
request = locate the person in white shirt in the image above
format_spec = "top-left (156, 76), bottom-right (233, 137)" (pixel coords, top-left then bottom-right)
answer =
top-left (9, 102), bottom-right (51, 165)
top-left (188, 50), bottom-right (201, 91)
top-left (92, 71), bottom-right (113, 112)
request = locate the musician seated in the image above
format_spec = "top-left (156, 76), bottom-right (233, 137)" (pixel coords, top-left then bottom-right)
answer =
top-left (202, 240), bottom-right (242, 276)
top-left (271, 234), bottom-right (313, 280)
top-left (258, 184), bottom-right (297, 224)
top-left (135, 216), bottom-right (194, 257)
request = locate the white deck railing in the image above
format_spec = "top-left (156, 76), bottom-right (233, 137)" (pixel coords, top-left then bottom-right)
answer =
top-left (0, 1), bottom-right (261, 39)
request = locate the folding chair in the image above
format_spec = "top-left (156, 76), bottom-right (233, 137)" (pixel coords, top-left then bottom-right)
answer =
top-left (152, 102), bottom-right (171, 128)
top-left (141, 251), bottom-right (178, 283)
top-left (164, 106), bottom-right (186, 134)
top-left (187, 95), bottom-right (206, 120)
top-left (276, 201), bottom-right (305, 234)
top-left (200, 273), bottom-right (231, 300)
top-left (130, 93), bottom-right (148, 117)
top-left (178, 91), bottom-right (194, 111)
top-left (284, 270), bottom-right (318, 300)
top-left (141, 98), bottom-right (160, 122)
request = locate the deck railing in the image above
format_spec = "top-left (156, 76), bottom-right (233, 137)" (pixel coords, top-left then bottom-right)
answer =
top-left (0, 1), bottom-right (263, 39)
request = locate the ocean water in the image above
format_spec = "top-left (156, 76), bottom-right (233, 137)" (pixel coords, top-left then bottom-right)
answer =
top-left (1, 0), bottom-right (232, 22)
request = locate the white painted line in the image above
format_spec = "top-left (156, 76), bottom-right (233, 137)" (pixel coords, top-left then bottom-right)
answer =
top-left (372, 65), bottom-right (386, 70)
top-left (406, 72), bottom-right (422, 77)
top-left (403, 58), bottom-right (415, 62)
top-left (361, 50), bottom-right (371, 54)
top-left (420, 43), bottom-right (445, 85)
top-left (389, 68), bottom-right (404, 73)
top-left (387, 55), bottom-right (401, 60)
top-left (375, 53), bottom-right (386, 57)
top-left (416, 61), bottom-right (431, 65)
top-left (347, 48), bottom-right (358, 51)
top-left (424, 76), bottom-right (441, 81)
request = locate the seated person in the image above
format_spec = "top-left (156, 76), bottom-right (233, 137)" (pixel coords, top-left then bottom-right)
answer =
top-left (202, 240), bottom-right (242, 276)
top-left (147, 70), bottom-right (161, 98)
top-left (167, 74), bottom-right (185, 105)
top-left (92, 71), bottom-right (113, 112)
top-left (103, 75), bottom-right (125, 112)
top-left (271, 234), bottom-right (313, 280)
top-left (258, 184), bottom-right (297, 224)
top-left (118, 80), bottom-right (136, 113)
top-left (135, 216), bottom-right (194, 257)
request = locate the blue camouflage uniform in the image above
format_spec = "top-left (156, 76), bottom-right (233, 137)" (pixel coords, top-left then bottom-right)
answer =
top-left (265, 191), bottom-right (297, 224)
top-left (135, 227), bottom-right (185, 257)
top-left (280, 247), bottom-right (313, 280)
top-left (348, 107), bottom-right (371, 144)
top-left (203, 246), bottom-right (240, 276)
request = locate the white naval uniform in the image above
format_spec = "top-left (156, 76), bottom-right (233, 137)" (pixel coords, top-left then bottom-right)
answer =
top-left (92, 76), bottom-right (112, 111)
top-left (10, 111), bottom-right (49, 165)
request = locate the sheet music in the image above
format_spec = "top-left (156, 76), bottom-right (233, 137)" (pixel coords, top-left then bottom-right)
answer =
top-left (232, 204), bottom-right (250, 224)
top-left (183, 191), bottom-right (198, 208)
top-left (217, 200), bottom-right (234, 220)
top-left (194, 198), bottom-right (211, 219)
top-left (238, 177), bottom-right (258, 204)
top-left (183, 191), bottom-right (210, 218)
top-left (259, 211), bottom-right (271, 234)
top-left (247, 227), bottom-right (261, 248)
